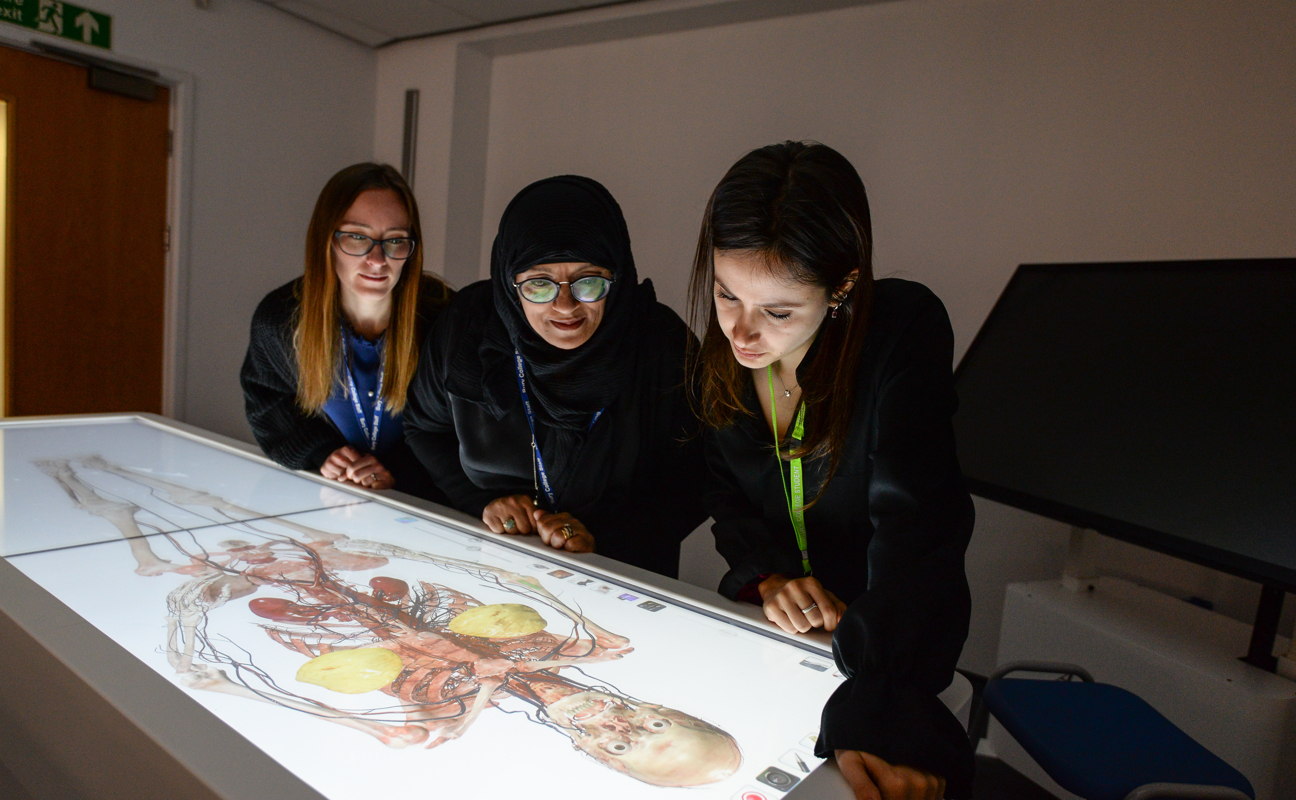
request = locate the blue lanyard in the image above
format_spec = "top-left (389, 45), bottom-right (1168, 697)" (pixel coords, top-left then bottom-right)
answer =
top-left (340, 332), bottom-right (384, 452)
top-left (513, 349), bottom-right (603, 510)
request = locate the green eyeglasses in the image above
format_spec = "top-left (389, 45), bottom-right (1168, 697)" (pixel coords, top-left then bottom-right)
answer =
top-left (513, 275), bottom-right (614, 304)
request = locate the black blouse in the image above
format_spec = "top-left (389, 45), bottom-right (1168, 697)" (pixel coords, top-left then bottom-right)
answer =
top-left (240, 278), bottom-right (448, 503)
top-left (403, 281), bottom-right (708, 579)
top-left (705, 278), bottom-right (976, 796)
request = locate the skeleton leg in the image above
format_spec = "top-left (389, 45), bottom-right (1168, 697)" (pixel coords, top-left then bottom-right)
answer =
top-left (34, 459), bottom-right (182, 577)
top-left (81, 459), bottom-right (392, 577)
top-left (84, 456), bottom-right (247, 515)
top-left (88, 458), bottom-right (346, 544)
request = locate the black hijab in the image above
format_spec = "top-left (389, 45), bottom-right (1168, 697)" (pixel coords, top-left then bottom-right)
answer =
top-left (446, 175), bottom-right (657, 431)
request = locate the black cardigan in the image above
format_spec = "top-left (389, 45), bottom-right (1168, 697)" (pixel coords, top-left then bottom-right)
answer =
top-left (705, 279), bottom-right (976, 796)
top-left (240, 278), bottom-right (448, 503)
top-left (403, 281), bottom-right (707, 579)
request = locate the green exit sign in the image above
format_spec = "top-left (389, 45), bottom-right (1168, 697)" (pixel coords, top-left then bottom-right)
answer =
top-left (0, 0), bottom-right (112, 50)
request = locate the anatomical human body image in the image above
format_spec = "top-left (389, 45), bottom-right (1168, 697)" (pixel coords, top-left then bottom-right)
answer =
top-left (34, 456), bottom-right (741, 790)
top-left (1, 415), bottom-right (843, 799)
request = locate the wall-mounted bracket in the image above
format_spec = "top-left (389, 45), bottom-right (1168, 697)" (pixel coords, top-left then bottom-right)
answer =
top-left (1061, 526), bottom-right (1098, 593)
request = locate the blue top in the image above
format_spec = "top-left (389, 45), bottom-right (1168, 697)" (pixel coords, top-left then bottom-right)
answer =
top-left (322, 327), bottom-right (405, 457)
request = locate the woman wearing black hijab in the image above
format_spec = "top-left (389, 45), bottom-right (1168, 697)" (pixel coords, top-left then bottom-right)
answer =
top-left (403, 176), bottom-right (706, 578)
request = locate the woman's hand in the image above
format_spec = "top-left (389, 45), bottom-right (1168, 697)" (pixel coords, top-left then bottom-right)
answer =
top-left (320, 446), bottom-right (361, 481)
top-left (758, 574), bottom-right (849, 633)
top-left (320, 447), bottom-right (394, 490)
top-left (344, 453), bottom-right (394, 490)
top-left (483, 495), bottom-right (538, 534)
top-left (531, 510), bottom-right (595, 553)
top-left (836, 750), bottom-right (945, 800)
top-left (482, 498), bottom-right (594, 553)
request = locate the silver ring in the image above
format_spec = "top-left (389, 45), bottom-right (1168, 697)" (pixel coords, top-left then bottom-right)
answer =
top-left (800, 603), bottom-right (818, 614)
top-left (502, 518), bottom-right (516, 531)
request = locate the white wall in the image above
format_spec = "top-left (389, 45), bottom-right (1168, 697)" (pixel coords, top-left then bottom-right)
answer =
top-left (374, 36), bottom-right (459, 277)
top-left (17, 0), bottom-right (378, 441)
top-left (376, 0), bottom-right (1296, 673)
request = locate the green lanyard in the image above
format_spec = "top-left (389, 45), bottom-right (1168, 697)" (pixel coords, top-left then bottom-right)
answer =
top-left (768, 366), bottom-right (811, 577)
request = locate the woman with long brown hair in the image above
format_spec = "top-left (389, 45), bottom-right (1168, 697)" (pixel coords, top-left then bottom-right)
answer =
top-left (689, 142), bottom-right (974, 799)
top-left (241, 163), bottom-right (451, 500)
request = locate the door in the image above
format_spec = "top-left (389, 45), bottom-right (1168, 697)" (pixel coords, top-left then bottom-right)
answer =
top-left (0, 43), bottom-right (169, 416)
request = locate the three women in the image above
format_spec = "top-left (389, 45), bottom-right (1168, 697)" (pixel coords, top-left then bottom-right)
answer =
top-left (244, 149), bottom-right (972, 799)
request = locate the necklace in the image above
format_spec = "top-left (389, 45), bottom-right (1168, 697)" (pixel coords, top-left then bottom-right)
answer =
top-left (771, 368), bottom-right (800, 398)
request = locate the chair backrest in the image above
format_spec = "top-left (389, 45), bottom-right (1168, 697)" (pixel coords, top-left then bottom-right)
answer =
top-left (983, 678), bottom-right (1254, 800)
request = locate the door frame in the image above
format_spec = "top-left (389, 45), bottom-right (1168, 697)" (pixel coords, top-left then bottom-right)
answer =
top-left (0, 90), bottom-right (11, 416)
top-left (0, 29), bottom-right (194, 419)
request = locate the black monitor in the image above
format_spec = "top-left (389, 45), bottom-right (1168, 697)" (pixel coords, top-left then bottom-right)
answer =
top-left (953, 259), bottom-right (1296, 594)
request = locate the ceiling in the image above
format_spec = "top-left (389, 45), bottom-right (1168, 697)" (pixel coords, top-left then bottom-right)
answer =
top-left (258, 0), bottom-right (646, 47)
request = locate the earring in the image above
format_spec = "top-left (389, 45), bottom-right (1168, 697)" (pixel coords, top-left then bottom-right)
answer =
top-left (831, 304), bottom-right (840, 319)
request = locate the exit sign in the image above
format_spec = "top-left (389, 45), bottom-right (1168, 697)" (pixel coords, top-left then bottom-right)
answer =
top-left (0, 0), bottom-right (112, 50)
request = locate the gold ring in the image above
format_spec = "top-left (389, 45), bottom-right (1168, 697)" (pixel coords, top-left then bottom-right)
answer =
top-left (502, 518), bottom-right (516, 531)
top-left (561, 524), bottom-right (576, 540)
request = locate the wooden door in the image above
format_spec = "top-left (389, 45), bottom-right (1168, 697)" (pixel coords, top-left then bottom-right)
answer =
top-left (0, 44), bottom-right (169, 416)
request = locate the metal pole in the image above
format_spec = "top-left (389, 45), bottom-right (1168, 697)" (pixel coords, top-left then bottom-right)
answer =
top-left (401, 89), bottom-right (419, 188)
top-left (1242, 585), bottom-right (1284, 672)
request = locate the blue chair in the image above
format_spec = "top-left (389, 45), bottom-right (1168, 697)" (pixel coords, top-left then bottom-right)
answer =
top-left (973, 661), bottom-right (1255, 800)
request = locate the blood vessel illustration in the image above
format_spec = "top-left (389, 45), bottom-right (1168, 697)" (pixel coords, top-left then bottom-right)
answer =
top-left (36, 457), bottom-right (741, 788)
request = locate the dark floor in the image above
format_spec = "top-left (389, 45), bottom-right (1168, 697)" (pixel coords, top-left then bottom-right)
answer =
top-left (0, 758), bottom-right (30, 800)
top-left (964, 670), bottom-right (1060, 800)
top-left (973, 754), bottom-right (1060, 800)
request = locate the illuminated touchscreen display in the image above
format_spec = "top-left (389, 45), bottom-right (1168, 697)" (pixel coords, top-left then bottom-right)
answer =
top-left (2, 420), bottom-right (842, 800)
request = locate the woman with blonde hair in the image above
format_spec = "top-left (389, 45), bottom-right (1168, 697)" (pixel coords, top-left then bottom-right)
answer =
top-left (242, 163), bottom-right (451, 499)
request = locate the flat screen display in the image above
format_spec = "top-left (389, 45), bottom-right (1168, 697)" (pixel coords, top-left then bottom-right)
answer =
top-left (1, 419), bottom-right (842, 800)
top-left (953, 259), bottom-right (1296, 591)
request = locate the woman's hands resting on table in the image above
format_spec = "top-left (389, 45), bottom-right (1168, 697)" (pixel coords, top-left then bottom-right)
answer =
top-left (836, 750), bottom-right (945, 800)
top-left (482, 495), bottom-right (595, 553)
top-left (754, 577), bottom-right (946, 797)
top-left (320, 446), bottom-right (394, 490)
top-left (756, 579), bottom-right (945, 796)
top-left (758, 574), bottom-right (849, 633)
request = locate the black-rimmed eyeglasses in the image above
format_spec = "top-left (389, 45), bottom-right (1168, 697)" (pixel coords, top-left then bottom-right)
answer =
top-left (513, 276), bottom-right (614, 304)
top-left (334, 231), bottom-right (417, 260)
